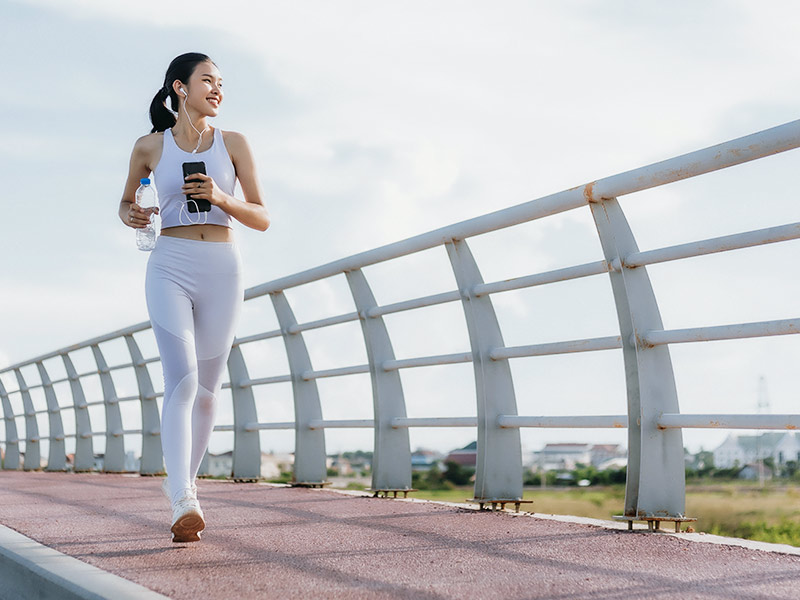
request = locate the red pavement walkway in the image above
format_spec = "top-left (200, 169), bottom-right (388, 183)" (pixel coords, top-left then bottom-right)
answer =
top-left (2, 471), bottom-right (800, 599)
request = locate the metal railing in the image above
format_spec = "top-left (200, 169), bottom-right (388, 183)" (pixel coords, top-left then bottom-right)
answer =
top-left (3, 119), bottom-right (800, 520)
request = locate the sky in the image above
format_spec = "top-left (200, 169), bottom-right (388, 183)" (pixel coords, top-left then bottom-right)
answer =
top-left (1, 0), bottom-right (800, 461)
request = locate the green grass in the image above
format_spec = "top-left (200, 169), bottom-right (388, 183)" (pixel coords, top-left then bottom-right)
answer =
top-left (399, 484), bottom-right (800, 546)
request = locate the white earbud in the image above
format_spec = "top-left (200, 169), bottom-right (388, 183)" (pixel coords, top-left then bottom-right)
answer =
top-left (181, 87), bottom-right (188, 97)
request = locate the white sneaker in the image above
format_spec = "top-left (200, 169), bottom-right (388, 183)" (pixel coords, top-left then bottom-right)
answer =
top-left (162, 478), bottom-right (198, 504)
top-left (170, 494), bottom-right (205, 543)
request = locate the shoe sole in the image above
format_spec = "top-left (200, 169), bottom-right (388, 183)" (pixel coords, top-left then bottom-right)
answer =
top-left (171, 509), bottom-right (205, 543)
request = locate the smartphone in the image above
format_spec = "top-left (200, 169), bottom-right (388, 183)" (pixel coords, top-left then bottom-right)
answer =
top-left (181, 161), bottom-right (211, 212)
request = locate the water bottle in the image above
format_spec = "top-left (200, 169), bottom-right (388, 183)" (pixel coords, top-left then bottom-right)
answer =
top-left (135, 178), bottom-right (159, 251)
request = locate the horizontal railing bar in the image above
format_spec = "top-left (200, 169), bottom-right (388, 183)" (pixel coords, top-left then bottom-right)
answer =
top-left (368, 291), bottom-right (463, 318)
top-left (301, 365), bottom-right (370, 380)
top-left (288, 312), bottom-right (360, 334)
top-left (241, 119), bottom-right (800, 301)
top-left (213, 424), bottom-right (235, 432)
top-left (474, 260), bottom-right (613, 297)
top-left (83, 430), bottom-right (126, 437)
top-left (658, 413), bottom-right (800, 429)
top-left (382, 353), bottom-right (473, 371)
top-left (491, 336), bottom-right (622, 360)
top-left (50, 376), bottom-right (70, 385)
top-left (642, 318), bottom-right (800, 347)
top-left (77, 369), bottom-right (100, 378)
top-left (243, 422), bottom-right (295, 431)
top-left (625, 222), bottom-right (800, 268)
top-left (119, 428), bottom-right (150, 435)
top-left (115, 395), bottom-right (140, 403)
top-left (108, 362), bottom-right (135, 372)
top-left (498, 415), bottom-right (627, 428)
top-left (85, 400), bottom-right (106, 407)
top-left (391, 417), bottom-right (478, 428)
top-left (232, 329), bottom-right (282, 347)
top-left (142, 356), bottom-right (161, 365)
top-left (0, 322), bottom-right (153, 374)
top-left (239, 374), bottom-right (293, 388)
top-left (308, 419), bottom-right (374, 429)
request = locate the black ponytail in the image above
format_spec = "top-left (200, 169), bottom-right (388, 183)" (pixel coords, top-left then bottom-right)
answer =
top-left (148, 52), bottom-right (216, 133)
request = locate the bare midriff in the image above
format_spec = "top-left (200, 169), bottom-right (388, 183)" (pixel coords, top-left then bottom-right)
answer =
top-left (161, 224), bottom-right (234, 242)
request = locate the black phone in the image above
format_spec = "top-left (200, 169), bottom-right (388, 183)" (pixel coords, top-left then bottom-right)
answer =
top-left (182, 161), bottom-right (211, 212)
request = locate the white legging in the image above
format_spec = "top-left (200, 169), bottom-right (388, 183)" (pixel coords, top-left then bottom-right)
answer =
top-left (145, 235), bottom-right (243, 504)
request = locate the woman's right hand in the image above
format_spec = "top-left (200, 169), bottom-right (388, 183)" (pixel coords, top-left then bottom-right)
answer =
top-left (125, 203), bottom-right (159, 229)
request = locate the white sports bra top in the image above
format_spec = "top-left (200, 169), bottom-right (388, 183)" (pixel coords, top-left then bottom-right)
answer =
top-left (153, 127), bottom-right (236, 229)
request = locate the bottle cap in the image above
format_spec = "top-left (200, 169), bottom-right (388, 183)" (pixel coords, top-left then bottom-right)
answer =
top-left (140, 178), bottom-right (151, 185)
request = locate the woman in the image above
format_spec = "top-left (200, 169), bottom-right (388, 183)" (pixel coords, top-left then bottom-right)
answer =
top-left (118, 52), bottom-right (270, 543)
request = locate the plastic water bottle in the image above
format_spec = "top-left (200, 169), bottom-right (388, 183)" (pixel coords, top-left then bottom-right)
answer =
top-left (135, 178), bottom-right (159, 251)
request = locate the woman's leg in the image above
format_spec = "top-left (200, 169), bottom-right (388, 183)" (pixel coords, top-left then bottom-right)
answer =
top-left (188, 247), bottom-right (243, 482)
top-left (146, 264), bottom-right (199, 504)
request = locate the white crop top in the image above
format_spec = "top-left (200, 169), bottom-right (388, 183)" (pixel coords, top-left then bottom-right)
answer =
top-left (153, 127), bottom-right (236, 229)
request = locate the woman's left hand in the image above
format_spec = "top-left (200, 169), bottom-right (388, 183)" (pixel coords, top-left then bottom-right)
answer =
top-left (182, 173), bottom-right (227, 207)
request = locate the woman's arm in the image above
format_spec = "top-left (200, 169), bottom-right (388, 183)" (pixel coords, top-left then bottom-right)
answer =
top-left (182, 131), bottom-right (270, 232)
top-left (119, 135), bottom-right (159, 229)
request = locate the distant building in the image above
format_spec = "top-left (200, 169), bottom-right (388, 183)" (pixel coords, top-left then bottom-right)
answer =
top-left (327, 455), bottom-right (354, 476)
top-left (445, 441), bottom-right (477, 467)
top-left (124, 450), bottom-right (140, 472)
top-left (589, 444), bottom-right (626, 467)
top-left (713, 433), bottom-right (800, 469)
top-left (206, 451), bottom-right (232, 476)
top-left (532, 443), bottom-right (626, 471)
top-left (536, 444), bottom-right (590, 470)
top-left (206, 451), bottom-right (294, 478)
top-left (261, 452), bottom-right (294, 479)
top-left (411, 449), bottom-right (443, 471)
top-left (738, 463), bottom-right (773, 481)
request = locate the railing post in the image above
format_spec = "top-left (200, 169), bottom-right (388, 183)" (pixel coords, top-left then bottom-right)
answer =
top-left (445, 239), bottom-right (523, 501)
top-left (346, 269), bottom-right (412, 491)
top-left (0, 379), bottom-right (20, 469)
top-left (124, 335), bottom-right (163, 475)
top-left (62, 354), bottom-right (94, 471)
top-left (227, 345), bottom-right (261, 479)
top-left (91, 344), bottom-right (125, 472)
top-left (589, 197), bottom-right (686, 519)
top-left (271, 291), bottom-right (327, 484)
top-left (36, 362), bottom-right (66, 471)
top-left (14, 369), bottom-right (41, 471)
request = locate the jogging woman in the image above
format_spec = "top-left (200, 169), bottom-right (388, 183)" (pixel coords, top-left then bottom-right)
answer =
top-left (118, 52), bottom-right (269, 543)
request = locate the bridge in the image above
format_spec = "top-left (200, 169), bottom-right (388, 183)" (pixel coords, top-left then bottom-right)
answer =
top-left (3, 120), bottom-right (800, 598)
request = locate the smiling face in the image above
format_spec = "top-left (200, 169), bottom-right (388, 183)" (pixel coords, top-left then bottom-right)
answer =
top-left (178, 61), bottom-right (223, 117)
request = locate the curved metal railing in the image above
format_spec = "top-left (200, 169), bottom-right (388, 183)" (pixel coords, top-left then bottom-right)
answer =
top-left (3, 119), bottom-right (800, 519)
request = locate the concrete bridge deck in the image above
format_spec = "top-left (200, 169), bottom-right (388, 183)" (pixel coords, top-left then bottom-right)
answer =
top-left (2, 472), bottom-right (800, 599)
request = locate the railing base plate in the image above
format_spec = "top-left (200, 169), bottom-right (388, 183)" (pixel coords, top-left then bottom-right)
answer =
top-left (613, 515), bottom-right (697, 533)
top-left (291, 481), bottom-right (331, 488)
top-left (368, 488), bottom-right (417, 498)
top-left (467, 498), bottom-right (534, 513)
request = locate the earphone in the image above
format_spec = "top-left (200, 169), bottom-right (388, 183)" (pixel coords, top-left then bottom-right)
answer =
top-left (175, 83), bottom-right (210, 154)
